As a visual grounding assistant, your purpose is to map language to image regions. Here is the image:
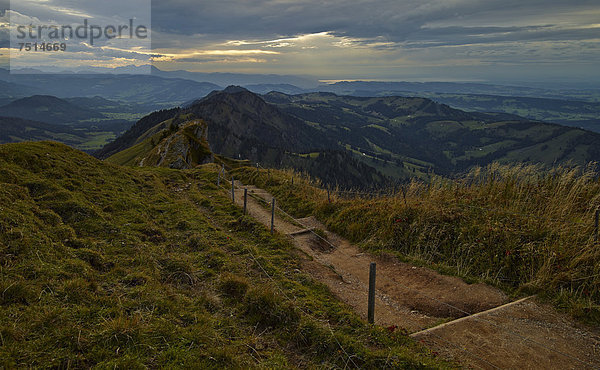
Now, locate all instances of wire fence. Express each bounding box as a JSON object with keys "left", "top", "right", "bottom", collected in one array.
[
  {"left": 258, "top": 191, "right": 597, "bottom": 368},
  {"left": 215, "top": 175, "right": 361, "bottom": 368},
  {"left": 216, "top": 163, "right": 598, "bottom": 369},
  {"left": 248, "top": 162, "right": 600, "bottom": 235}
]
